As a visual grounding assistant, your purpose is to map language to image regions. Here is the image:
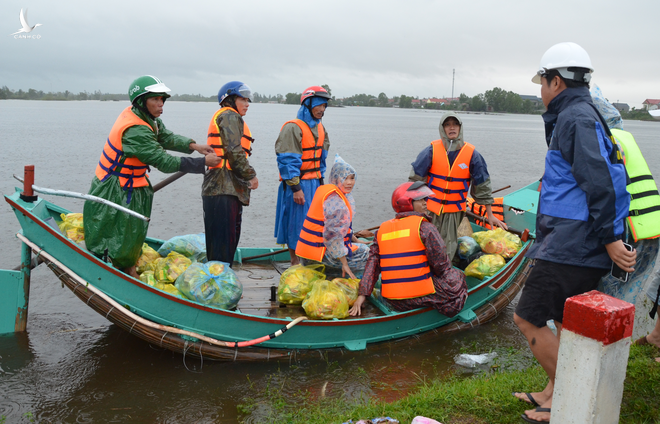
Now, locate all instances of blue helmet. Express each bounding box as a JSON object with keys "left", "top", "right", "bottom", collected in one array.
[{"left": 218, "top": 81, "right": 253, "bottom": 104}]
